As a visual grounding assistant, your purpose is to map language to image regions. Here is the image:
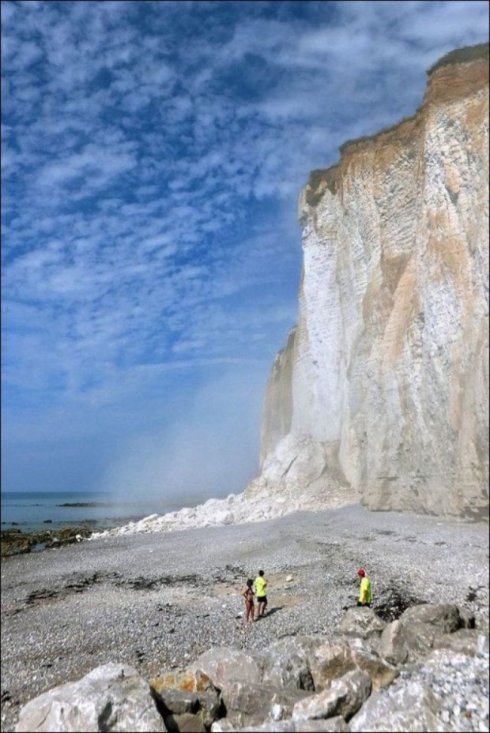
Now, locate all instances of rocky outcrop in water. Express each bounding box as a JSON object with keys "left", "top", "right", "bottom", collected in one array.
[
  {"left": 1, "top": 526, "right": 93, "bottom": 557},
  {"left": 251, "top": 44, "right": 489, "bottom": 518}
]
